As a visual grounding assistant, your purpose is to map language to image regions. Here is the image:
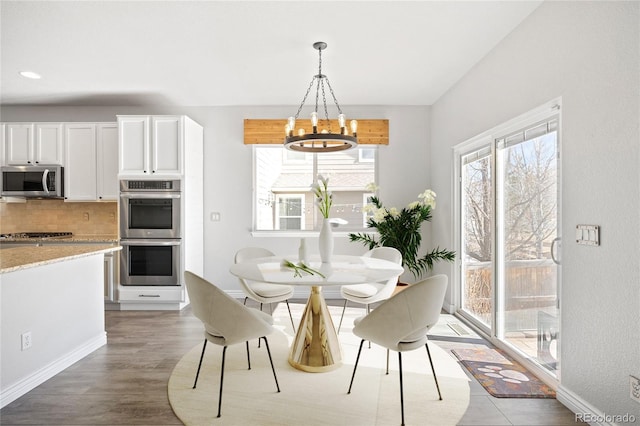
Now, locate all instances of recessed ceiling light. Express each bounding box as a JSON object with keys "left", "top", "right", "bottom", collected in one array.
[{"left": 19, "top": 71, "right": 42, "bottom": 79}]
